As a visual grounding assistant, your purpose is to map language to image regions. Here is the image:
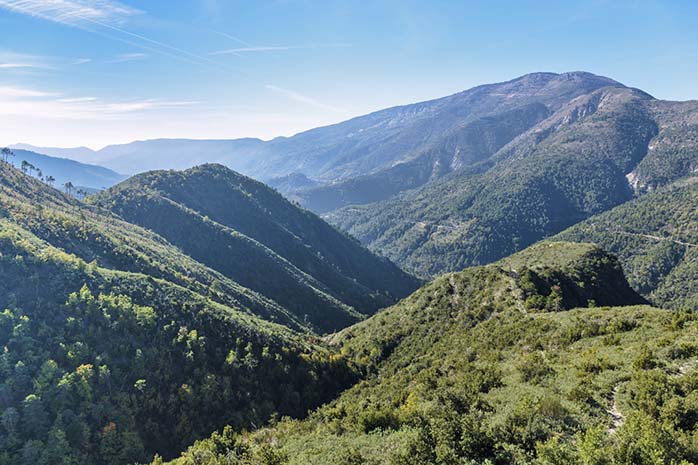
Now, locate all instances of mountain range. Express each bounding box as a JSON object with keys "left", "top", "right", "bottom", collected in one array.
[
  {"left": 17, "top": 74, "right": 698, "bottom": 286},
  {"left": 4, "top": 70, "right": 698, "bottom": 465}
]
